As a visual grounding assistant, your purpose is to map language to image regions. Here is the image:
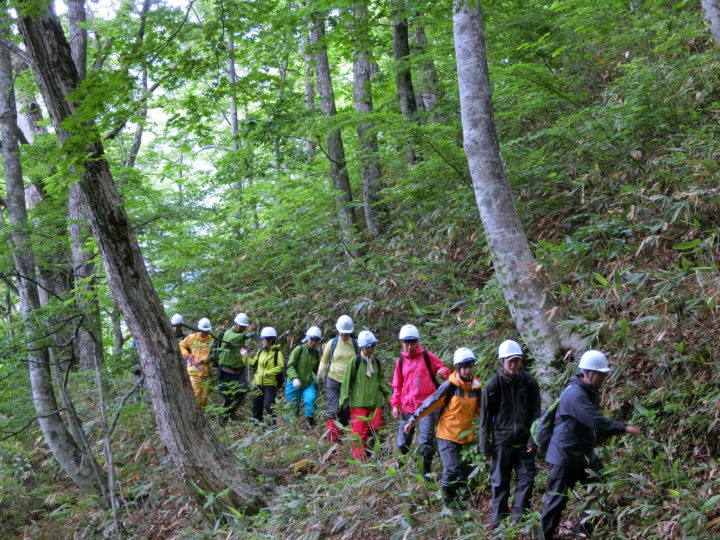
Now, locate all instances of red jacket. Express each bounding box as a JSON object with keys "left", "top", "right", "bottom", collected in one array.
[{"left": 390, "top": 345, "right": 449, "bottom": 413}]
